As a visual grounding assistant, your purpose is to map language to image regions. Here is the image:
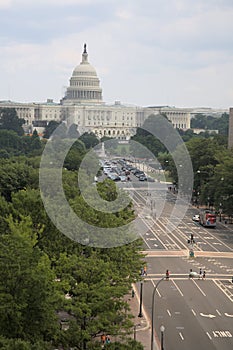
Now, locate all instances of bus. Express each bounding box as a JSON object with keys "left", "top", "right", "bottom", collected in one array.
[{"left": 199, "top": 210, "right": 216, "bottom": 228}]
